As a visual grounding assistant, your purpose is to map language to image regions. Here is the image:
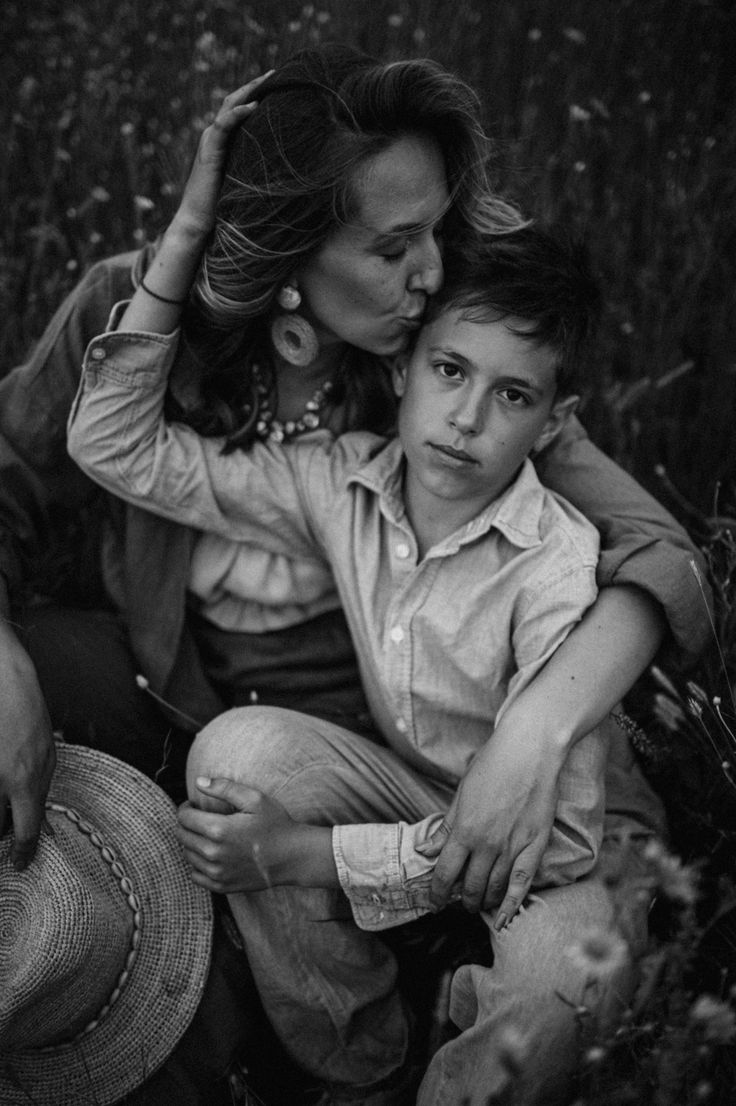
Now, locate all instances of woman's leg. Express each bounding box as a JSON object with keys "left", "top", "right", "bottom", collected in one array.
[
  {"left": 187, "top": 706, "right": 449, "bottom": 1096},
  {"left": 19, "top": 604, "right": 190, "bottom": 797}
]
